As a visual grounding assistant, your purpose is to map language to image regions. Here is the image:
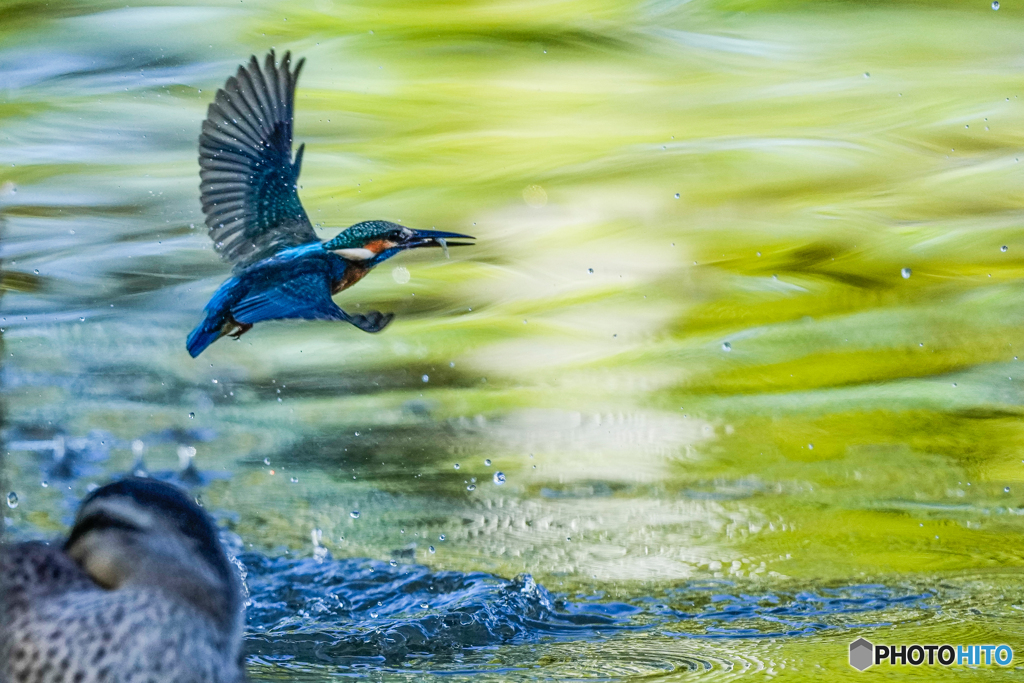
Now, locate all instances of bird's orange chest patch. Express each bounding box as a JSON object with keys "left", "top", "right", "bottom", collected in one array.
[{"left": 333, "top": 265, "right": 369, "bottom": 294}]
